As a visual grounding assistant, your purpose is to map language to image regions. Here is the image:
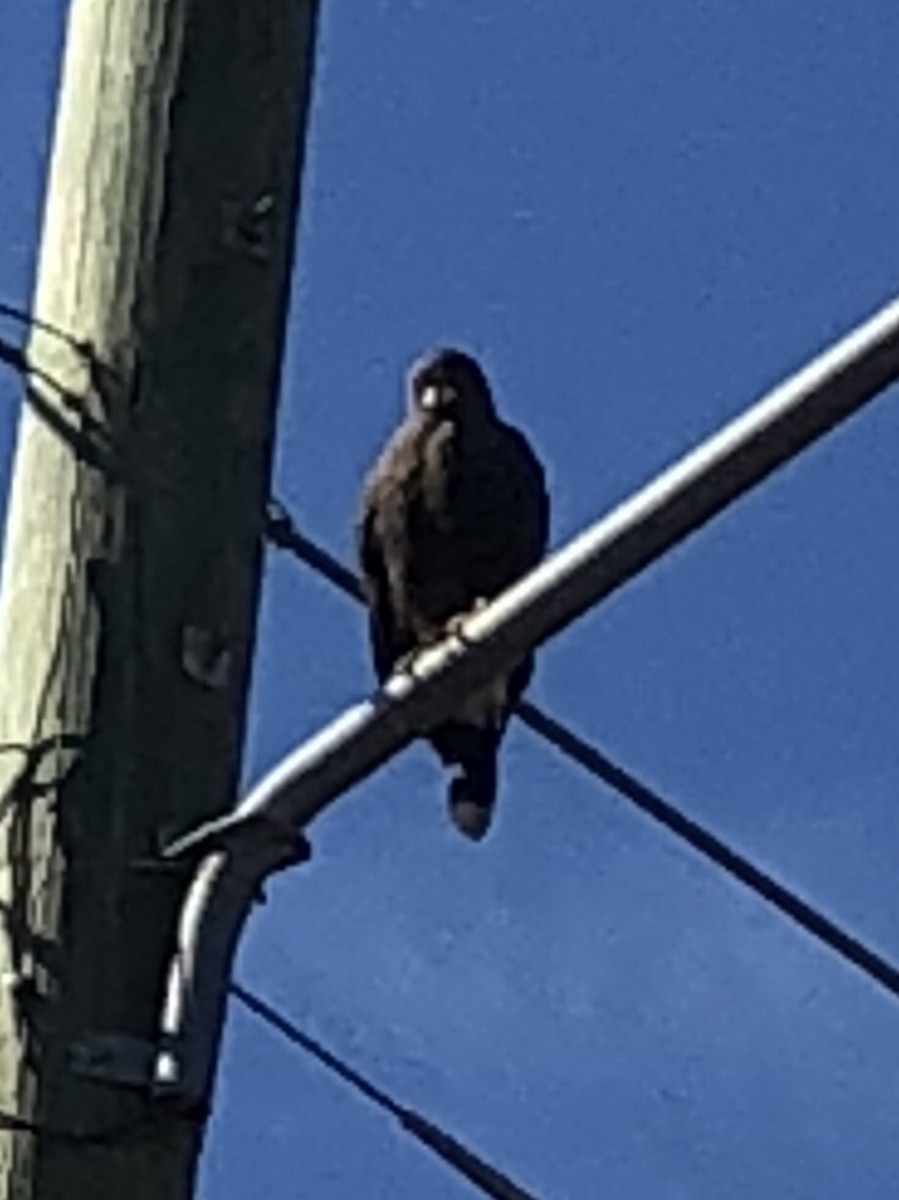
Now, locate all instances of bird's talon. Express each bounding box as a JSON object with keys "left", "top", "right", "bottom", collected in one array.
[
  {"left": 444, "top": 615, "right": 468, "bottom": 640},
  {"left": 444, "top": 598, "right": 489, "bottom": 644},
  {"left": 394, "top": 648, "right": 422, "bottom": 676}
]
